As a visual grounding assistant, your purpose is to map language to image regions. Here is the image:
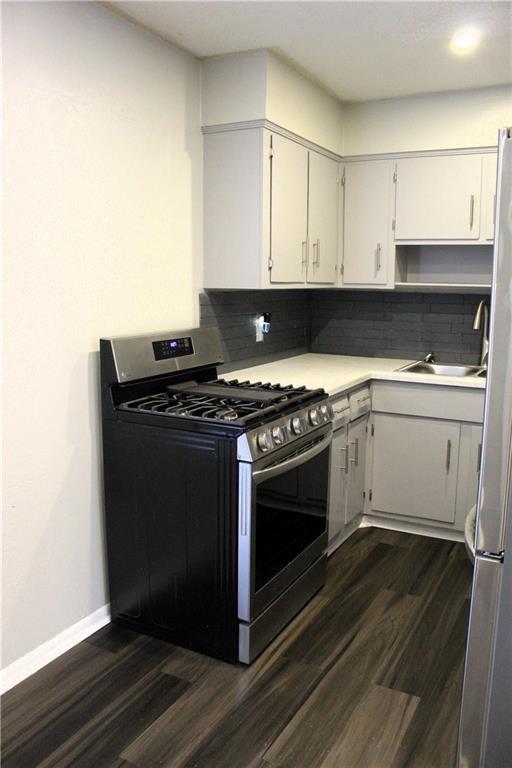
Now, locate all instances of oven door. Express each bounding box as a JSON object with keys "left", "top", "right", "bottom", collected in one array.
[{"left": 238, "top": 424, "right": 331, "bottom": 622}]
